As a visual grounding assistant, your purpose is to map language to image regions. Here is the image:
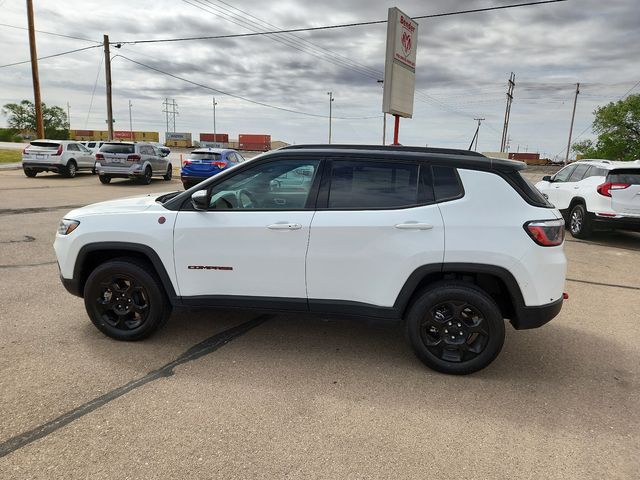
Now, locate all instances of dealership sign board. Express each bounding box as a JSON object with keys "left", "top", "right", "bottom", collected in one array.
[{"left": 382, "top": 7, "right": 418, "bottom": 118}]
